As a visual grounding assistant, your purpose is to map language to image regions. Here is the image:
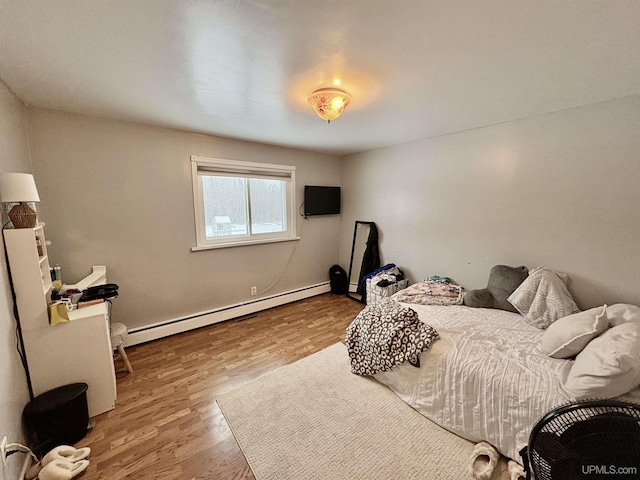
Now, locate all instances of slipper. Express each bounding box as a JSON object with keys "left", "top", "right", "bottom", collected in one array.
[
  {"left": 508, "top": 460, "right": 526, "bottom": 480},
  {"left": 42, "top": 446, "right": 91, "bottom": 466},
  {"left": 38, "top": 459, "right": 89, "bottom": 480},
  {"left": 469, "top": 441, "right": 499, "bottom": 480},
  {"left": 27, "top": 446, "right": 91, "bottom": 480},
  {"left": 25, "top": 462, "right": 43, "bottom": 480}
]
